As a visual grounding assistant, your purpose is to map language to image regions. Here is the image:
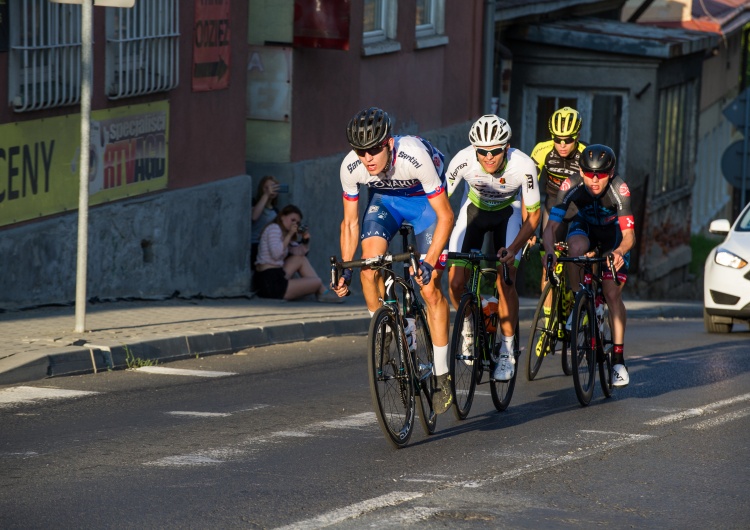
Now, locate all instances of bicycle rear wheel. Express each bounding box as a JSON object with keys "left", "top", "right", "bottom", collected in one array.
[
  {"left": 571, "top": 292, "right": 596, "bottom": 406},
  {"left": 413, "top": 303, "right": 437, "bottom": 434},
  {"left": 450, "top": 294, "right": 479, "bottom": 420},
  {"left": 598, "top": 303, "right": 614, "bottom": 398},
  {"left": 491, "top": 322, "right": 520, "bottom": 411},
  {"left": 526, "top": 281, "right": 559, "bottom": 381},
  {"left": 368, "top": 307, "right": 415, "bottom": 448}
]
